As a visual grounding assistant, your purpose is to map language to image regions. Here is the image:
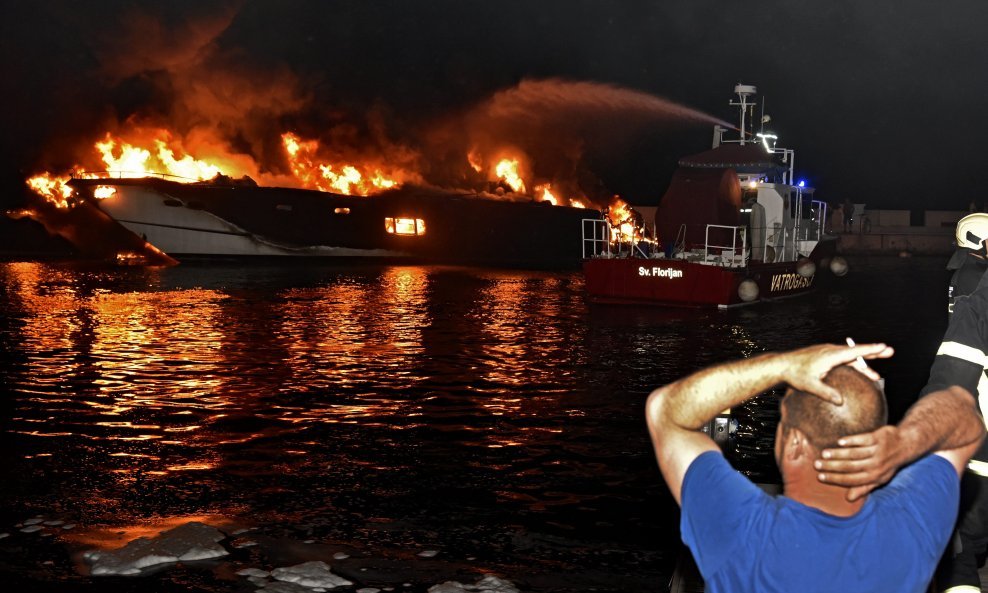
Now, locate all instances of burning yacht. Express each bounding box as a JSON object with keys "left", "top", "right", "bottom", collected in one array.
[
  {"left": 18, "top": 125, "right": 603, "bottom": 268},
  {"left": 58, "top": 174, "right": 596, "bottom": 268}
]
